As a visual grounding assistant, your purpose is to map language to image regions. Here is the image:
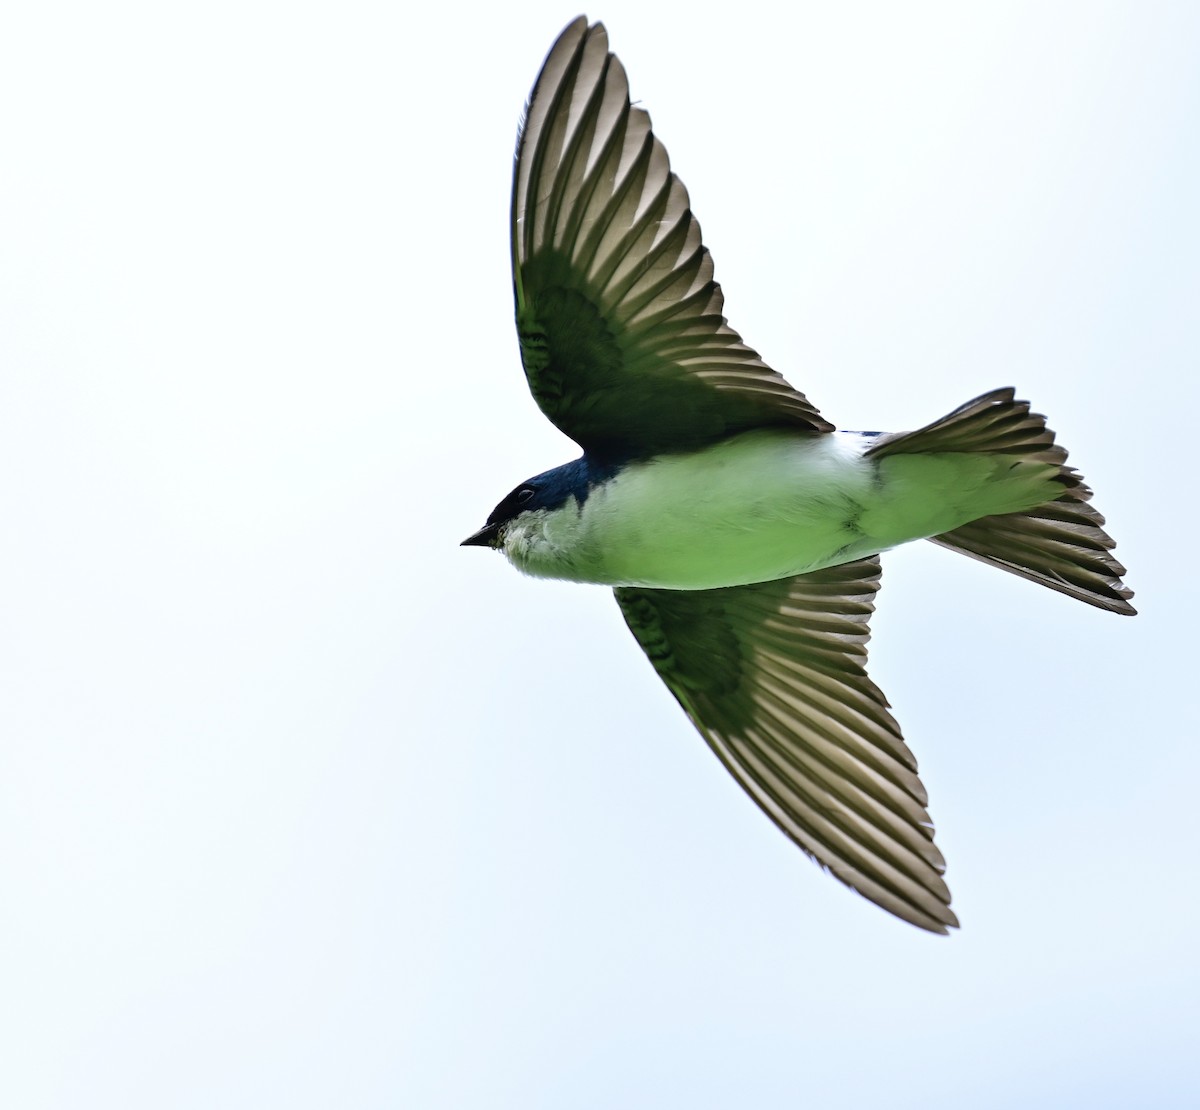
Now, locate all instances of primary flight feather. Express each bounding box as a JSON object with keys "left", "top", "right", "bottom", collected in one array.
[{"left": 463, "top": 16, "right": 1134, "bottom": 933}]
